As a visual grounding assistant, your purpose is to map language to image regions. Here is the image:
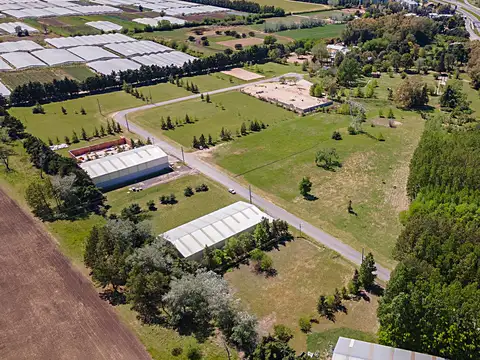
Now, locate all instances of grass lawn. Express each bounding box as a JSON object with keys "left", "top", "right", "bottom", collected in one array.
[
  {"left": 129, "top": 91, "right": 297, "bottom": 148},
  {"left": 0, "top": 65, "right": 95, "bottom": 89},
  {"left": 246, "top": 61, "right": 307, "bottom": 77},
  {"left": 106, "top": 174, "right": 236, "bottom": 234},
  {"left": 251, "top": 0, "right": 331, "bottom": 13},
  {"left": 9, "top": 71, "right": 245, "bottom": 143},
  {"left": 275, "top": 24, "right": 346, "bottom": 40},
  {"left": 307, "top": 328, "right": 377, "bottom": 353},
  {"left": 224, "top": 238, "right": 379, "bottom": 352}
]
